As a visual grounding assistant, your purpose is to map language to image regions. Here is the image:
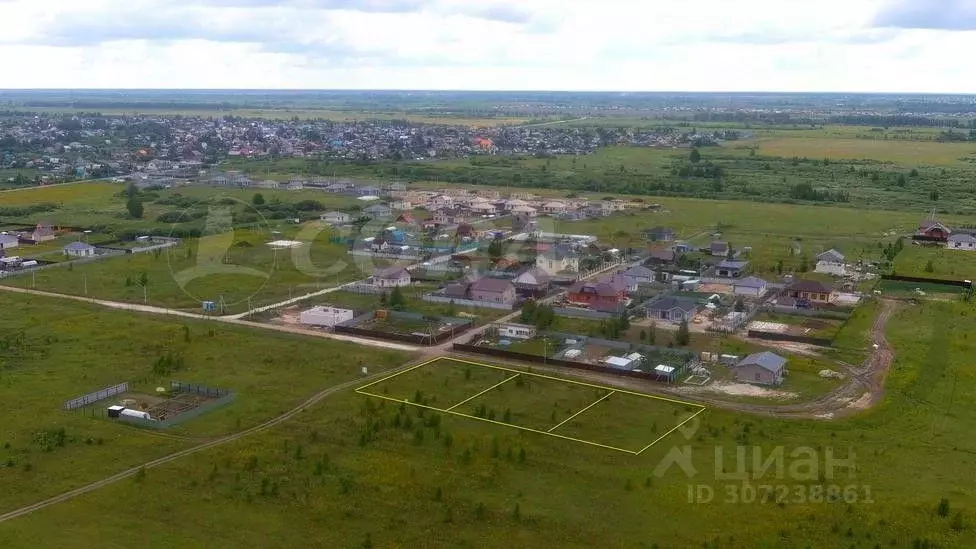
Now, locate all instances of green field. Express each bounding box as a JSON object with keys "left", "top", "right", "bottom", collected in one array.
[
  {"left": 5, "top": 299, "right": 976, "bottom": 546},
  {"left": 755, "top": 137, "right": 976, "bottom": 166},
  {"left": 0, "top": 292, "right": 412, "bottom": 514},
  {"left": 894, "top": 245, "right": 976, "bottom": 279}
]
